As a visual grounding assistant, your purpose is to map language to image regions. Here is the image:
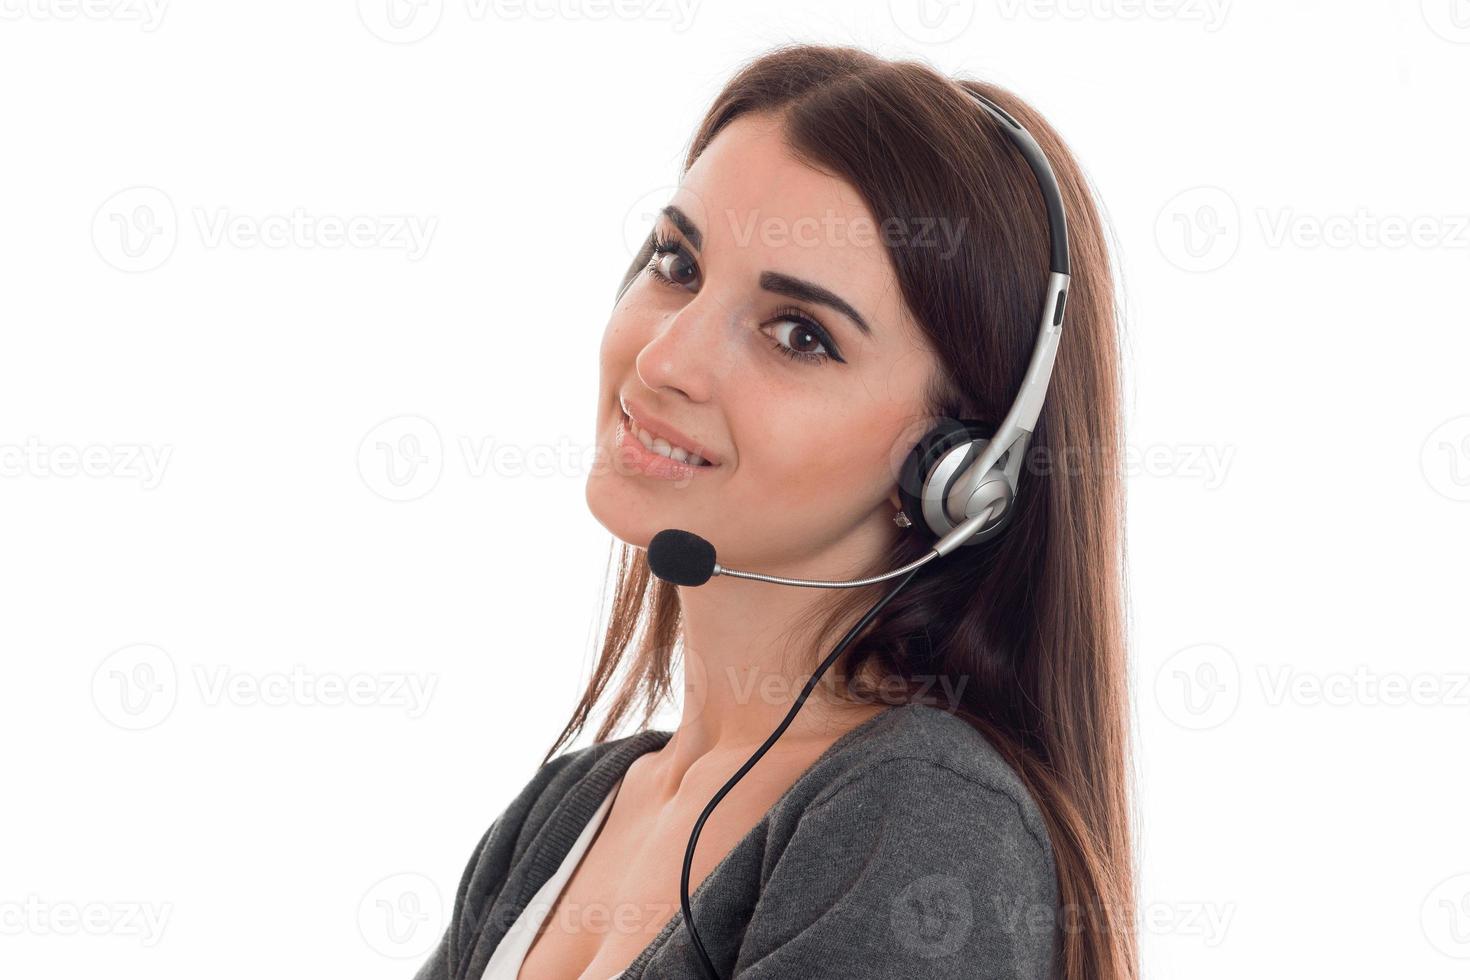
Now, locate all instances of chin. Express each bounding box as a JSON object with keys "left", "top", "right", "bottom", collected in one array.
[
  {"left": 585, "top": 470, "right": 662, "bottom": 550},
  {"left": 586, "top": 417, "right": 706, "bottom": 528}
]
